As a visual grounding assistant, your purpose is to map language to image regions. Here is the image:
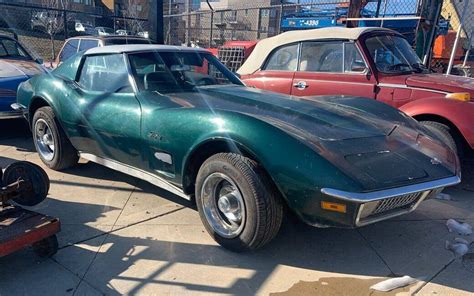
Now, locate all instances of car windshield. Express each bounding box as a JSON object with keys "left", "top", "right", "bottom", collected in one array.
[
  {"left": 128, "top": 51, "right": 243, "bottom": 93},
  {"left": 365, "top": 35, "right": 427, "bottom": 74},
  {"left": 0, "top": 37, "right": 30, "bottom": 59}
]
